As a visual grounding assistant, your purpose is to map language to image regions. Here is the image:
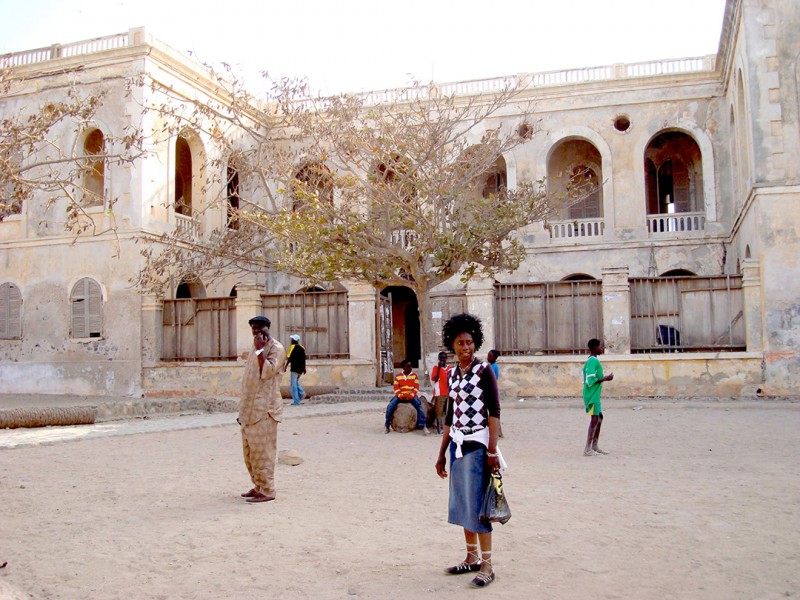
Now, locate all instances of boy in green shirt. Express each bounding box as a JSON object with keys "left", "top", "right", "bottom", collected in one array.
[{"left": 583, "top": 338, "right": 614, "bottom": 456}]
